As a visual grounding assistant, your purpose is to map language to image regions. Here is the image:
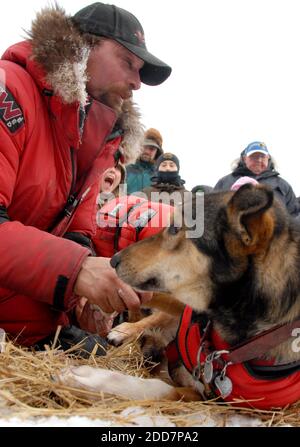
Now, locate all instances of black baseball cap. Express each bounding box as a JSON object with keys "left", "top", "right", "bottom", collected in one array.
[{"left": 72, "top": 2, "right": 172, "bottom": 86}]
